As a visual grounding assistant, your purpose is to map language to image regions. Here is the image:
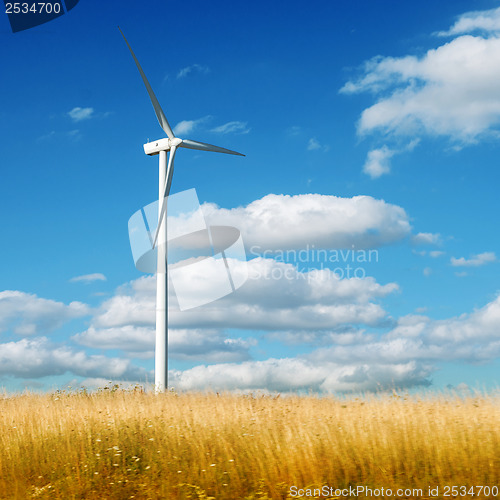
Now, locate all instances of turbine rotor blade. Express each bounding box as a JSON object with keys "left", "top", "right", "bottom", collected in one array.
[
  {"left": 118, "top": 27, "right": 175, "bottom": 139},
  {"left": 181, "top": 139, "right": 245, "bottom": 156},
  {"left": 153, "top": 146, "right": 177, "bottom": 249}
]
